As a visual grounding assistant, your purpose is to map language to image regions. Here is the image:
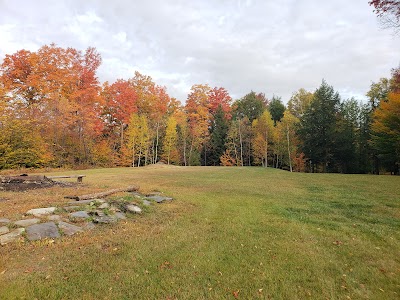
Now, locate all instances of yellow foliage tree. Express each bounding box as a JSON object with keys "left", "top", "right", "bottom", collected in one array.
[{"left": 252, "top": 110, "right": 275, "bottom": 167}]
